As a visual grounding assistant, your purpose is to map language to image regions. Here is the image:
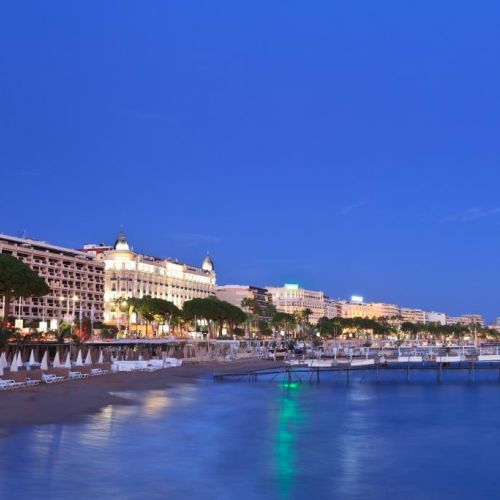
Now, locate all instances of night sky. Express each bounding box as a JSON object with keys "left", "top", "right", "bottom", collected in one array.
[{"left": 1, "top": 1, "right": 500, "bottom": 320}]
